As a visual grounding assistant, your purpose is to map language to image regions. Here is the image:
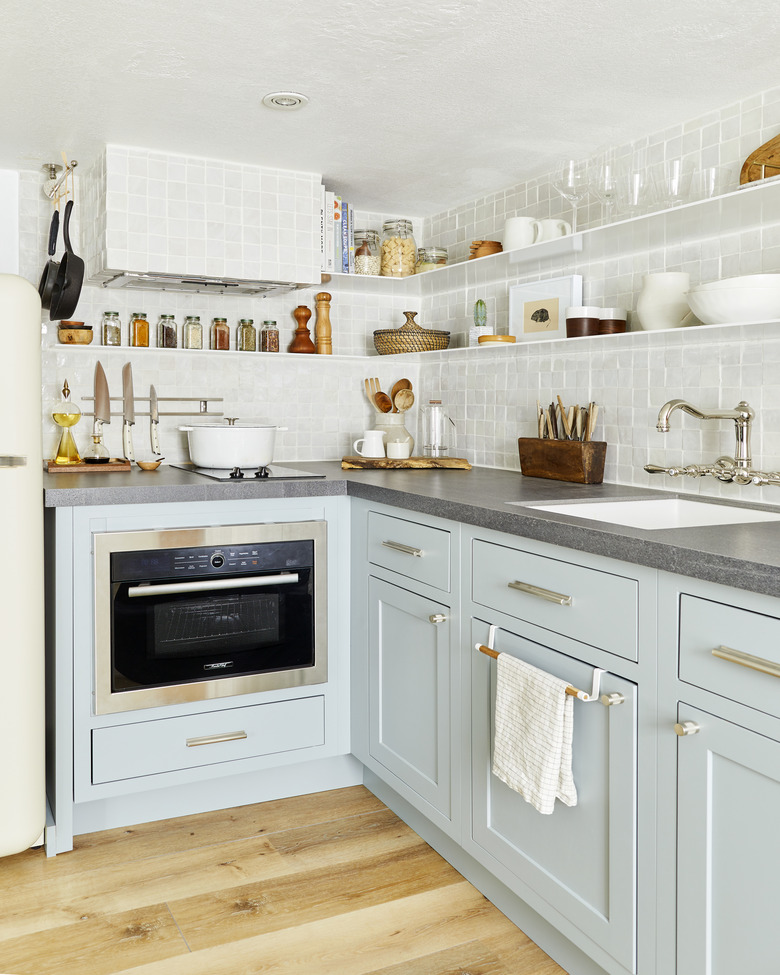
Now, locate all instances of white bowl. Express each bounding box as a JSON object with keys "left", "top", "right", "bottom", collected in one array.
[
  {"left": 693, "top": 273, "right": 780, "bottom": 292},
  {"left": 687, "top": 286, "right": 780, "bottom": 325}
]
